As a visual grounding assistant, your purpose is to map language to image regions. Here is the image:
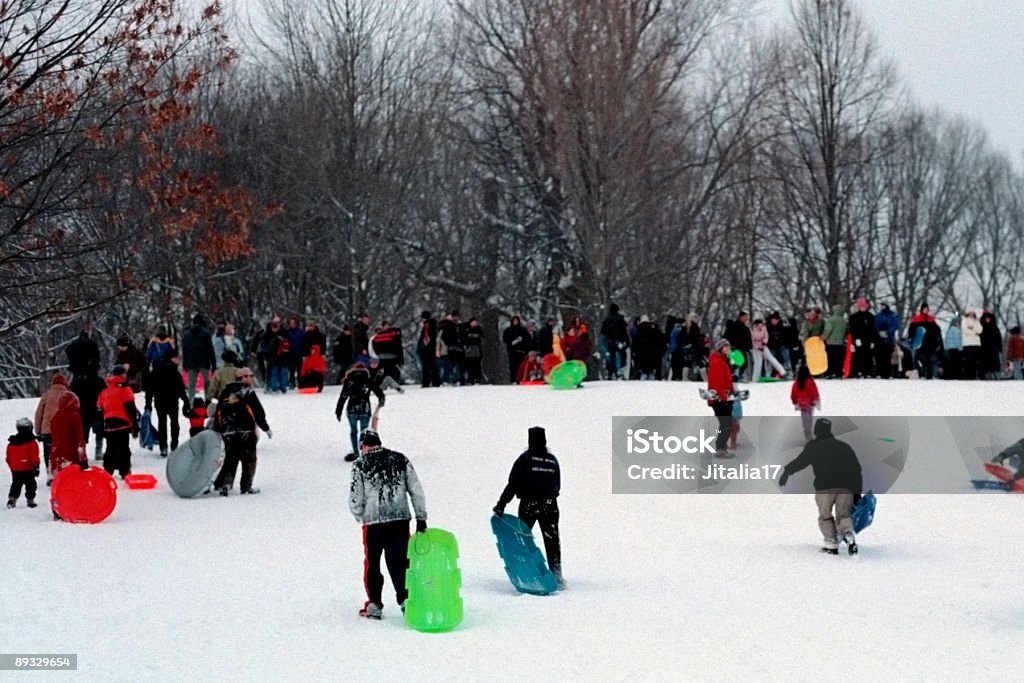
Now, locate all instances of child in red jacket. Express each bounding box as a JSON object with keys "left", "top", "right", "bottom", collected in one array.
[
  {"left": 189, "top": 397, "right": 208, "bottom": 438},
  {"left": 791, "top": 364, "right": 821, "bottom": 441},
  {"left": 7, "top": 418, "right": 40, "bottom": 508}
]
